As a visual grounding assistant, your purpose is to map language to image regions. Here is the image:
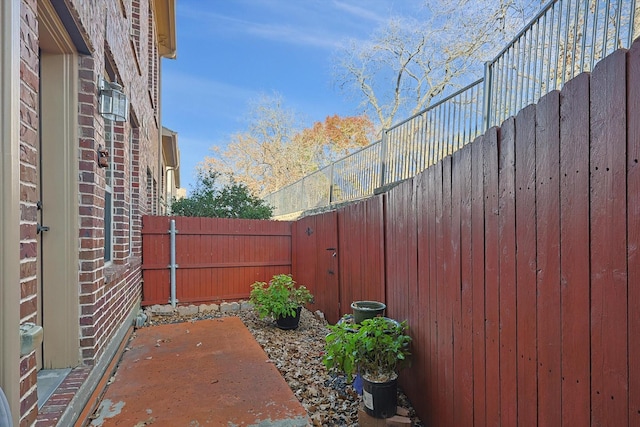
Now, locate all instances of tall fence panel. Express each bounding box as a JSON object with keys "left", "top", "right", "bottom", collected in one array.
[
  {"left": 293, "top": 43, "right": 640, "bottom": 426},
  {"left": 627, "top": 39, "right": 640, "bottom": 427},
  {"left": 141, "top": 216, "right": 292, "bottom": 306}
]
